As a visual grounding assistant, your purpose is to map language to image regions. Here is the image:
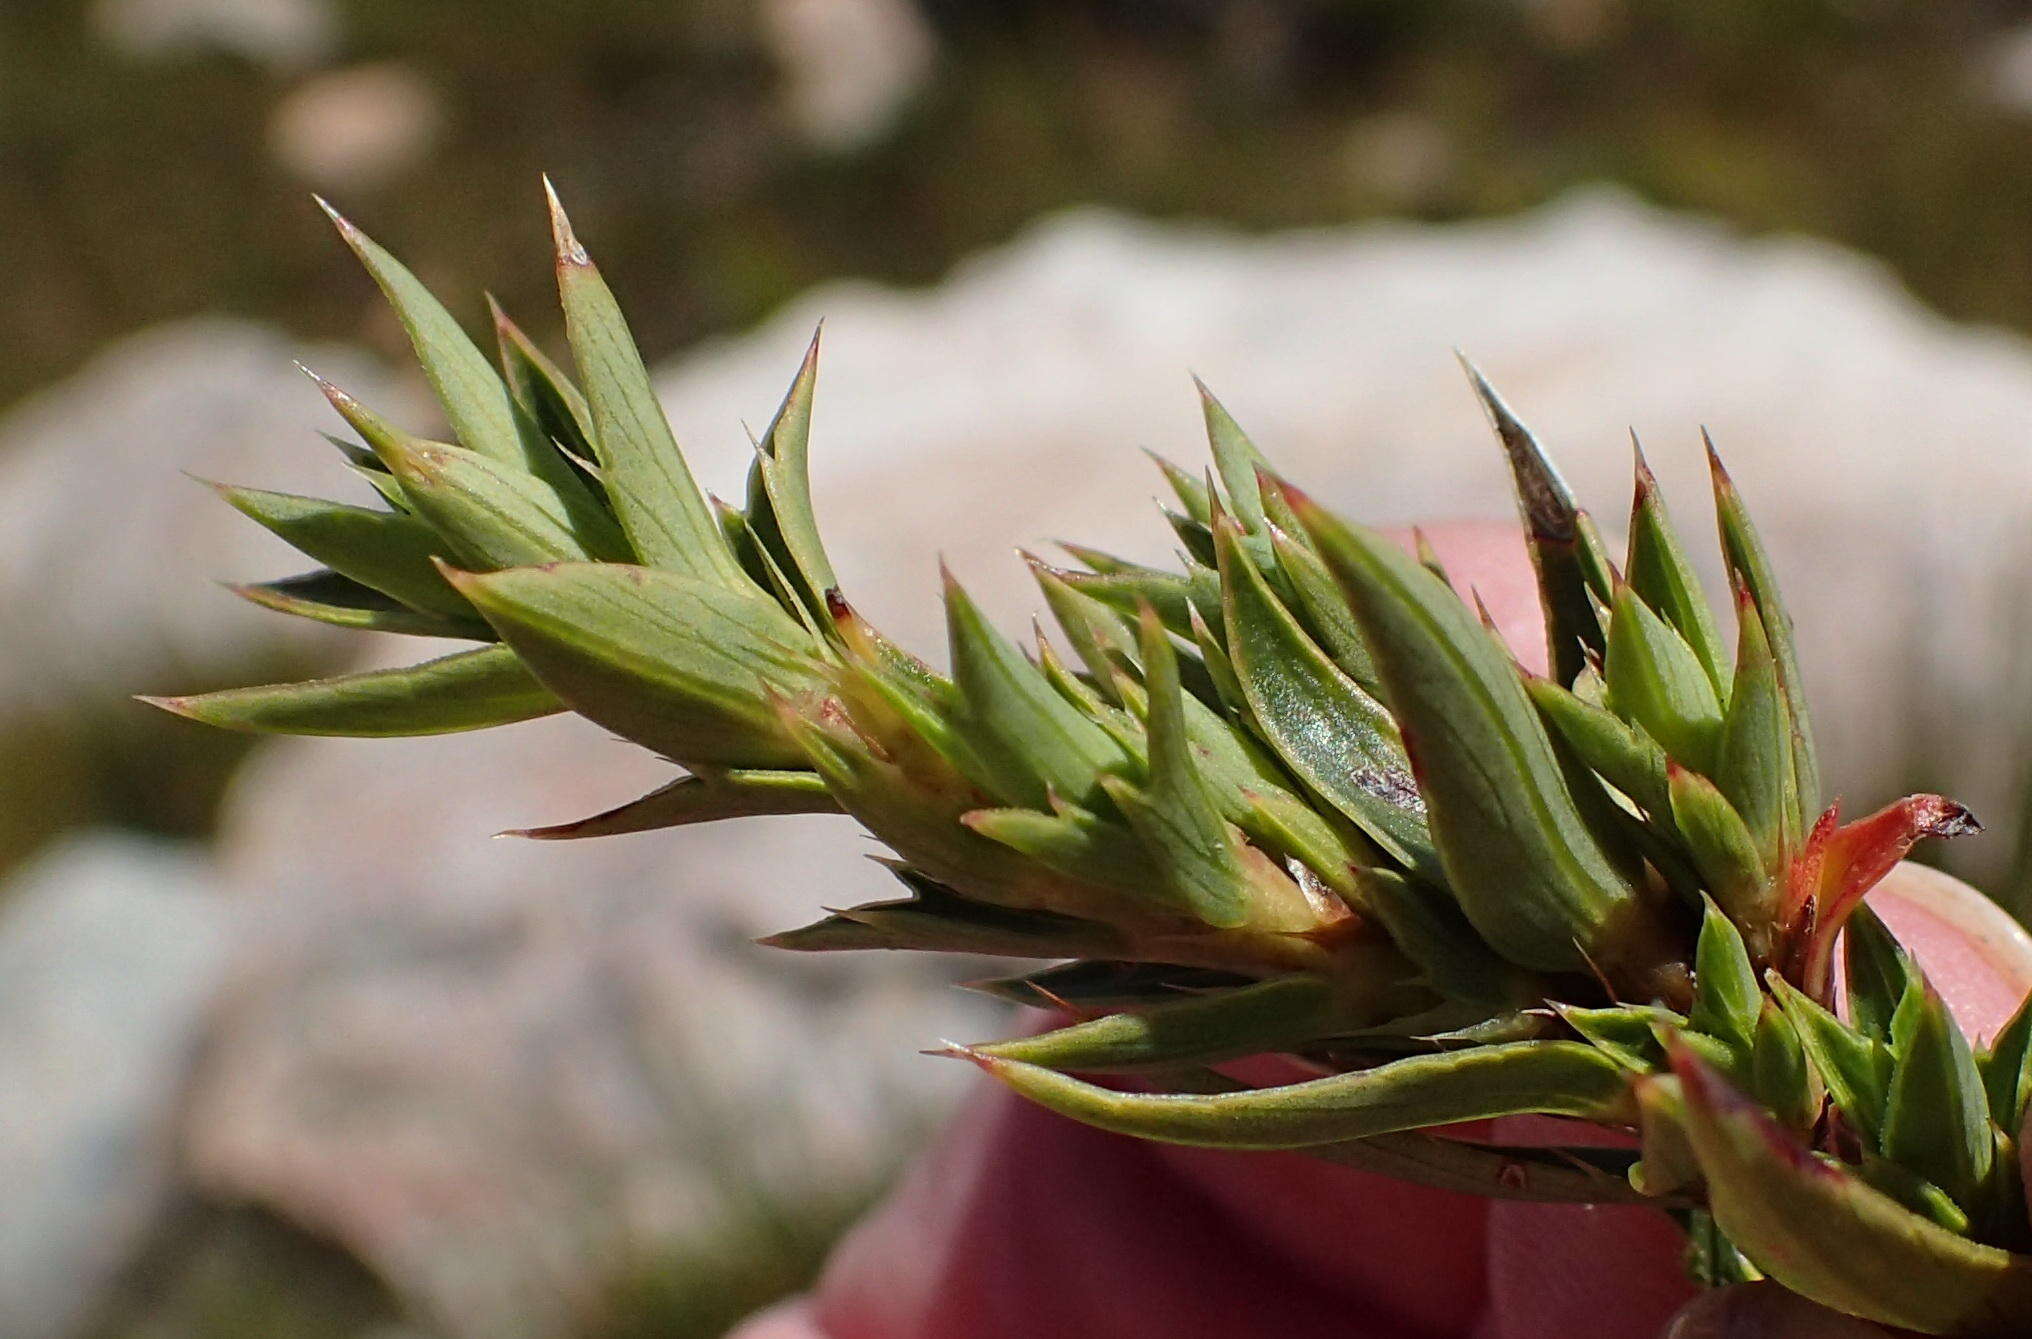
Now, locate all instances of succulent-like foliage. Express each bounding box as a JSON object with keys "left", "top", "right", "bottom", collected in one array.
[{"left": 150, "top": 188, "right": 2032, "bottom": 1333}]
